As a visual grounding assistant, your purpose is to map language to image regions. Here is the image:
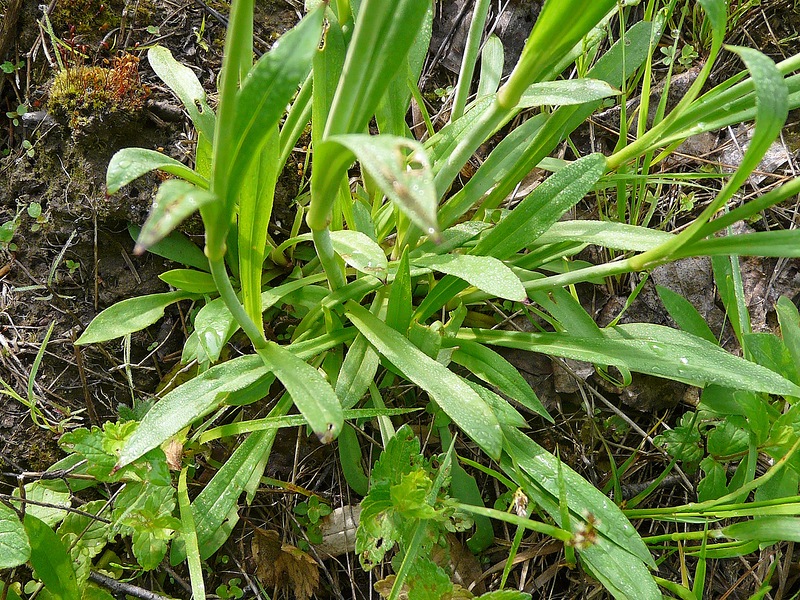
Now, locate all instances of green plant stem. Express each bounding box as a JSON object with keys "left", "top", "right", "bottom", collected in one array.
[
  {"left": 312, "top": 228, "right": 346, "bottom": 290},
  {"left": 454, "top": 502, "right": 573, "bottom": 541},
  {"left": 209, "top": 257, "right": 267, "bottom": 350},
  {"left": 389, "top": 521, "right": 429, "bottom": 600},
  {"left": 450, "top": 0, "right": 491, "bottom": 122}
]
